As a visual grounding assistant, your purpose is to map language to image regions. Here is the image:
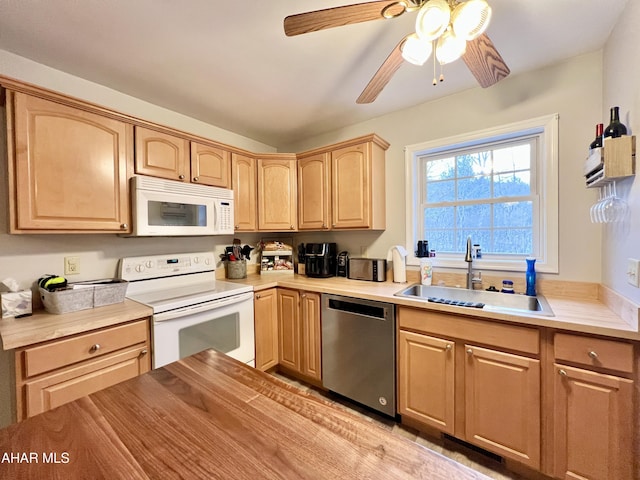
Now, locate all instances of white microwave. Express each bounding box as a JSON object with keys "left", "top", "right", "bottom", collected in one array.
[{"left": 129, "top": 176, "right": 234, "bottom": 236}]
